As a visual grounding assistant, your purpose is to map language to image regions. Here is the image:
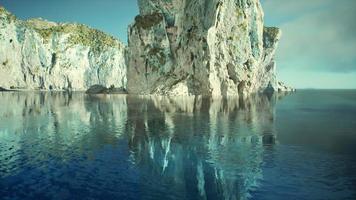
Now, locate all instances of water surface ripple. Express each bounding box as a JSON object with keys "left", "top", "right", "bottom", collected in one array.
[{"left": 0, "top": 90, "right": 355, "bottom": 200}]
